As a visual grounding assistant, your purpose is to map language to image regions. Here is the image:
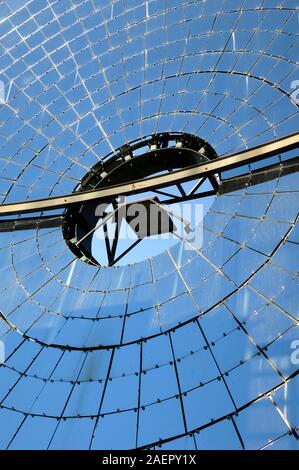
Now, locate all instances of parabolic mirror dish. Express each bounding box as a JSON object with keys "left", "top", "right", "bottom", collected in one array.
[{"left": 0, "top": 0, "right": 298, "bottom": 450}]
